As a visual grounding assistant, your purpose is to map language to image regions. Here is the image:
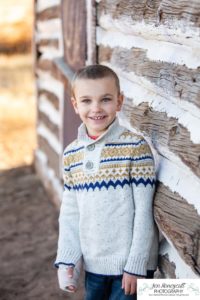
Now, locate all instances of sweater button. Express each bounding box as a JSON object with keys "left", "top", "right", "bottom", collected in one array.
[
  {"left": 87, "top": 144, "right": 95, "bottom": 151},
  {"left": 85, "top": 161, "right": 94, "bottom": 170}
]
